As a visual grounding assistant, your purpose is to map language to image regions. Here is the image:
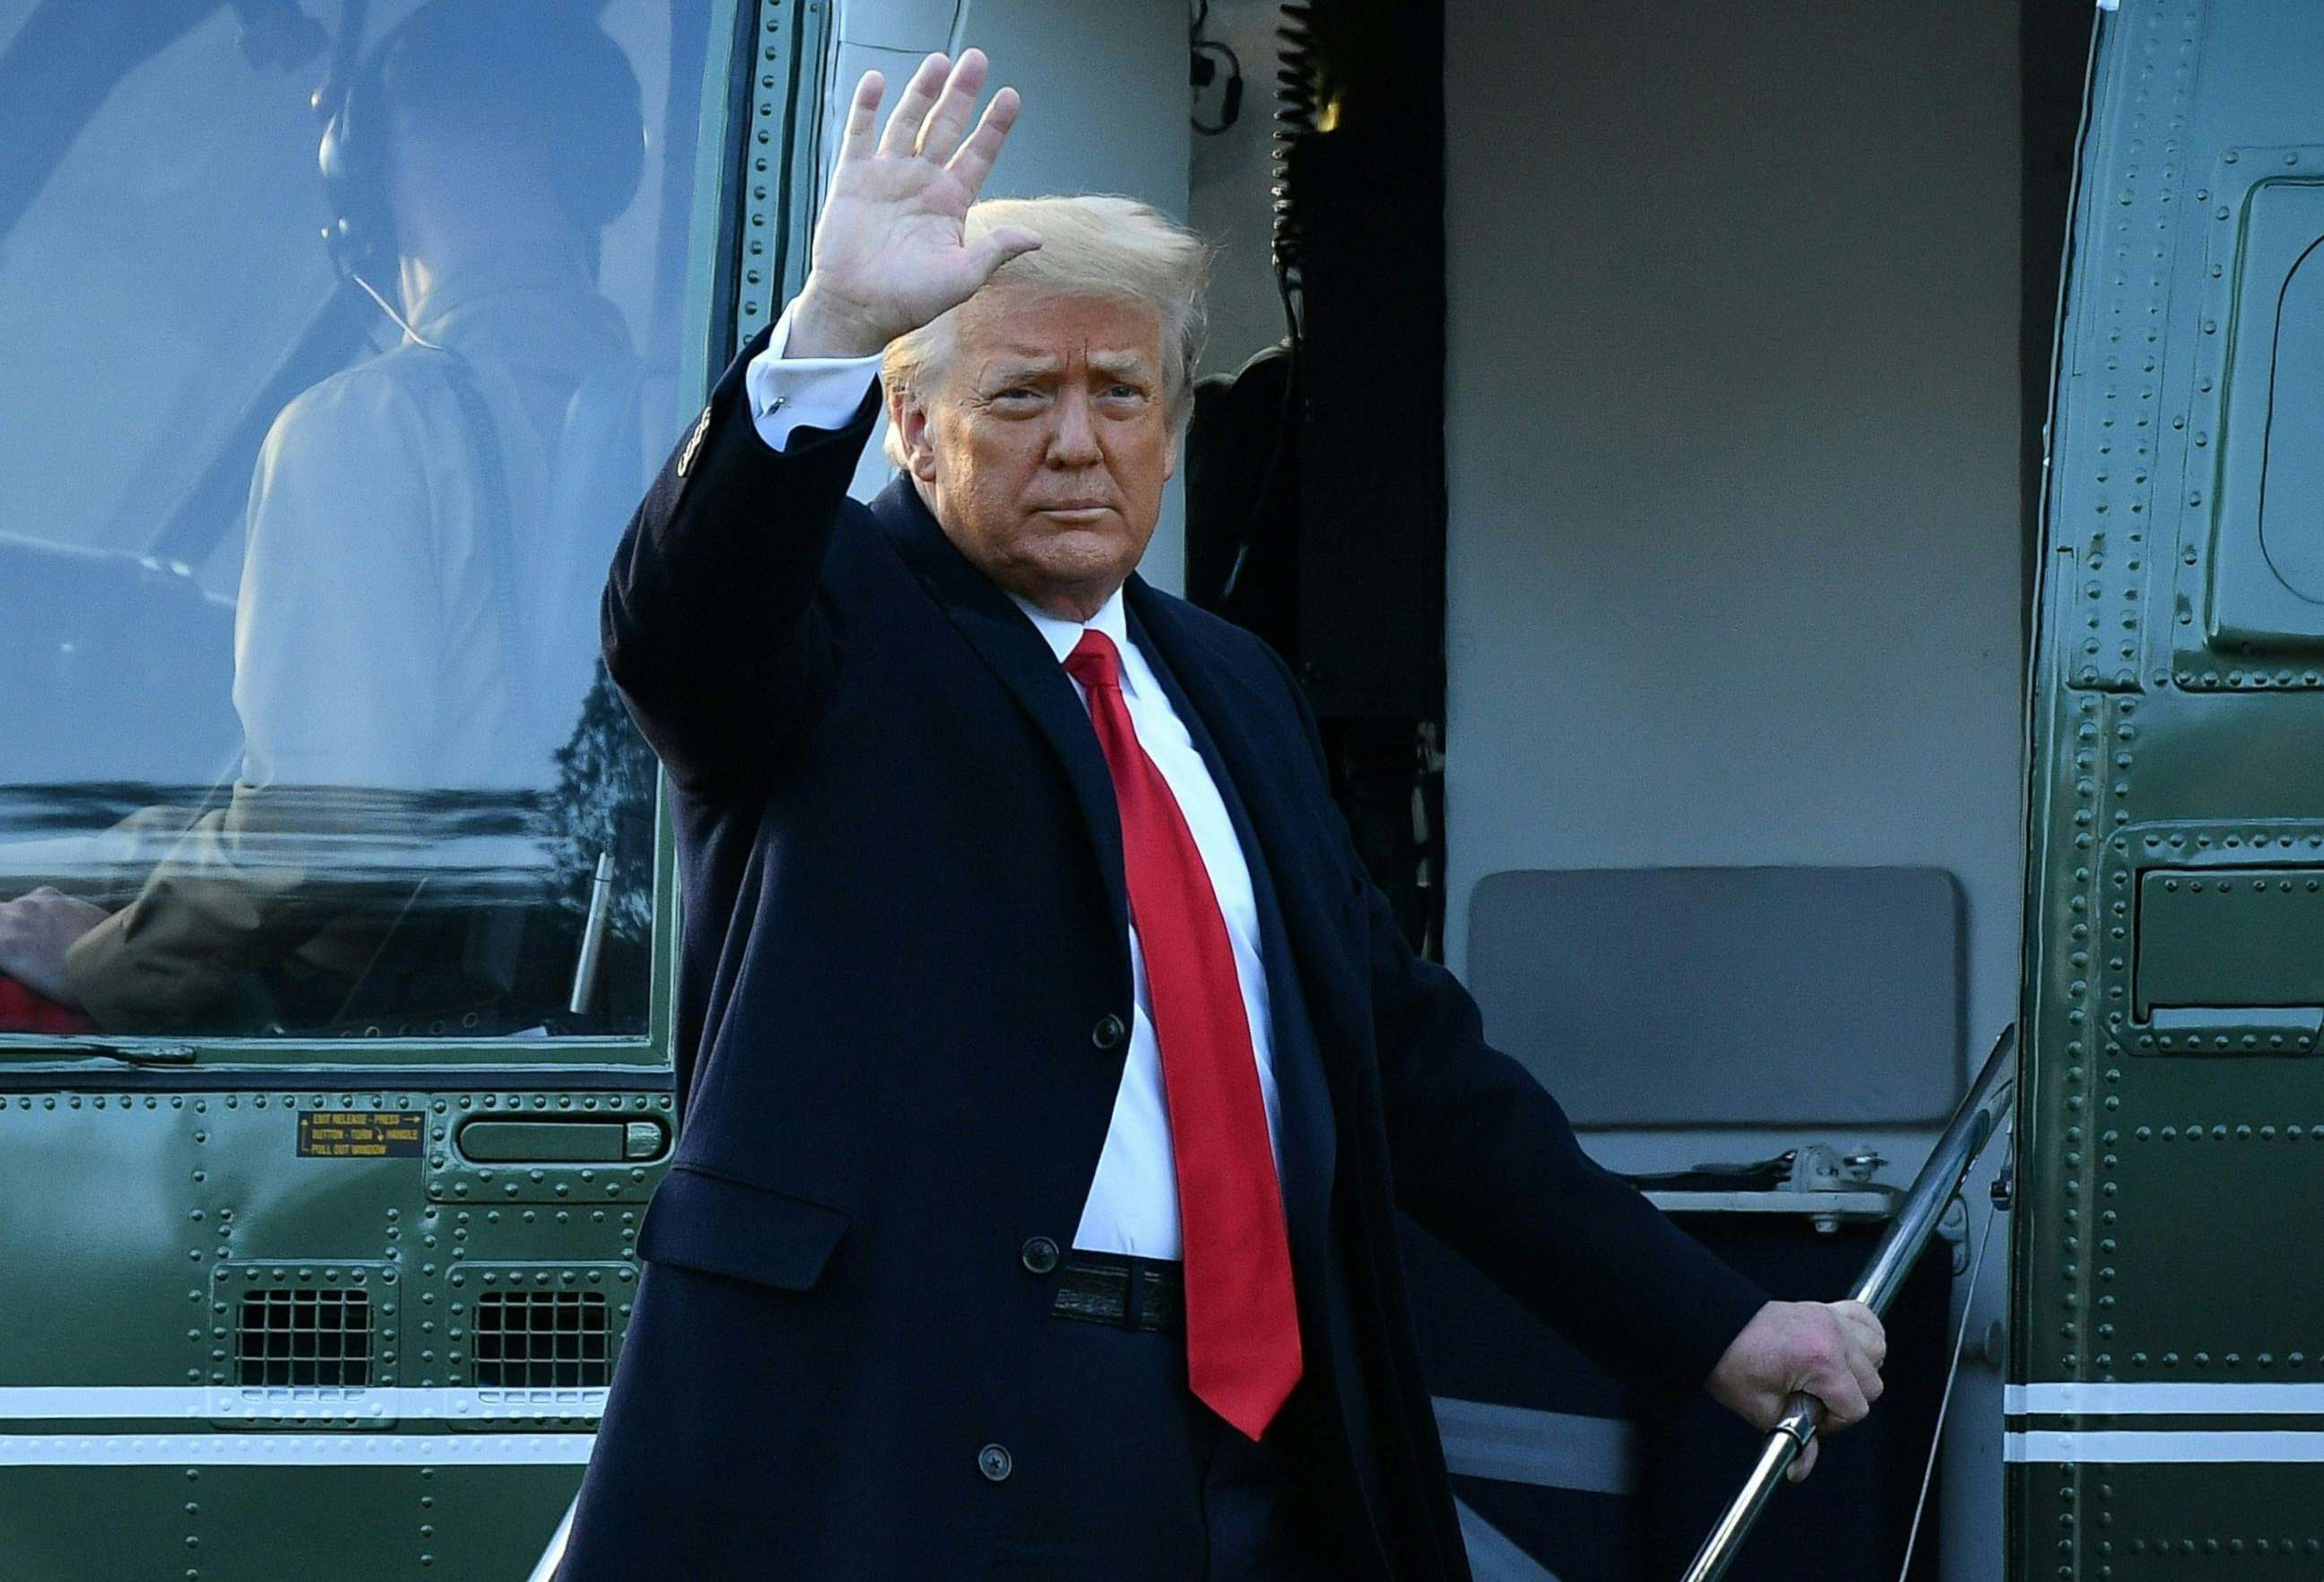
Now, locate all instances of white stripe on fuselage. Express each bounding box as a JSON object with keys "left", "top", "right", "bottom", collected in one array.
[
  {"left": 2008, "top": 1430, "right": 2324, "bottom": 1463},
  {"left": 0, "top": 1433, "right": 594, "bottom": 1466},
  {"left": 0, "top": 1386, "right": 603, "bottom": 1421},
  {"left": 2007, "top": 1383, "right": 2324, "bottom": 1416}
]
